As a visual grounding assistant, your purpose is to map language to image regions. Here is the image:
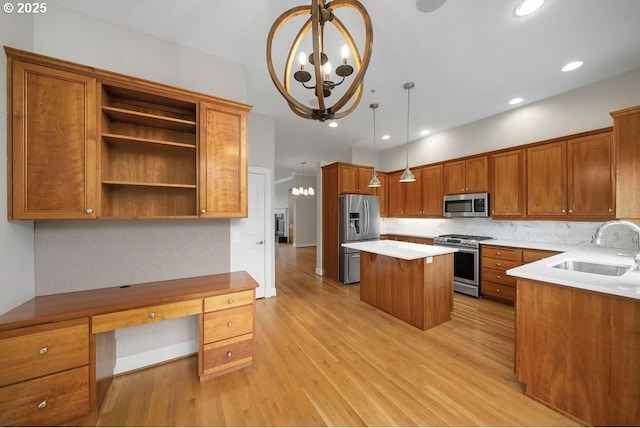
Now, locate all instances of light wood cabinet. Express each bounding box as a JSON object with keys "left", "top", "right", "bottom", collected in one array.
[
  {"left": 421, "top": 164, "right": 444, "bottom": 216},
  {"left": 527, "top": 141, "right": 567, "bottom": 216},
  {"left": 527, "top": 133, "right": 614, "bottom": 219},
  {"left": 373, "top": 171, "right": 388, "bottom": 217},
  {"left": 199, "top": 101, "right": 249, "bottom": 217},
  {"left": 481, "top": 245, "right": 521, "bottom": 304},
  {"left": 516, "top": 279, "right": 640, "bottom": 426},
  {"left": 0, "top": 319, "right": 90, "bottom": 426},
  {"left": 0, "top": 272, "right": 257, "bottom": 426},
  {"left": 99, "top": 84, "right": 198, "bottom": 218},
  {"left": 387, "top": 168, "right": 425, "bottom": 216},
  {"left": 490, "top": 149, "right": 526, "bottom": 217},
  {"left": 8, "top": 59, "right": 97, "bottom": 220},
  {"left": 6, "top": 47, "right": 250, "bottom": 221},
  {"left": 201, "top": 289, "right": 255, "bottom": 379},
  {"left": 338, "top": 164, "right": 375, "bottom": 195},
  {"left": 611, "top": 105, "right": 640, "bottom": 220},
  {"left": 443, "top": 156, "right": 488, "bottom": 195}
]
